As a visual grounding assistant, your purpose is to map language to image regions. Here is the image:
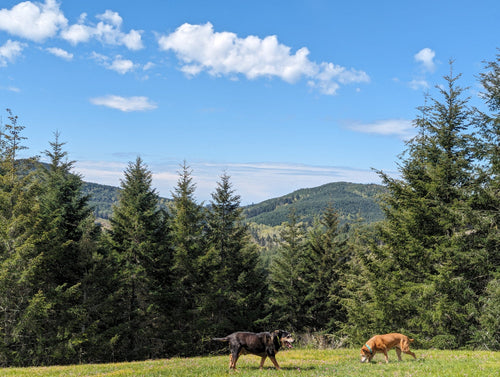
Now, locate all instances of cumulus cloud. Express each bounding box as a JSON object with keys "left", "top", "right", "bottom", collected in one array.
[
  {"left": 414, "top": 47, "right": 436, "bottom": 72},
  {"left": 0, "top": 39, "right": 25, "bottom": 66},
  {"left": 46, "top": 46, "right": 72, "bottom": 60},
  {"left": 61, "top": 9, "right": 143, "bottom": 50},
  {"left": 90, "top": 52, "right": 137, "bottom": 74},
  {"left": 345, "top": 119, "right": 416, "bottom": 140},
  {"left": 158, "top": 22, "right": 369, "bottom": 95},
  {"left": 108, "top": 56, "right": 135, "bottom": 74},
  {"left": 90, "top": 95, "right": 157, "bottom": 112},
  {"left": 0, "top": 0, "right": 67, "bottom": 42}
]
